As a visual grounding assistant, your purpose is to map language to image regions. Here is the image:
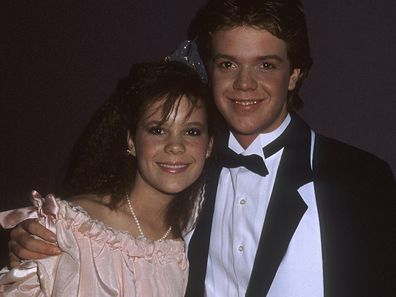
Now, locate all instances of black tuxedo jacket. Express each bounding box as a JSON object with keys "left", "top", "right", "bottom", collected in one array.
[{"left": 186, "top": 115, "right": 396, "bottom": 297}]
